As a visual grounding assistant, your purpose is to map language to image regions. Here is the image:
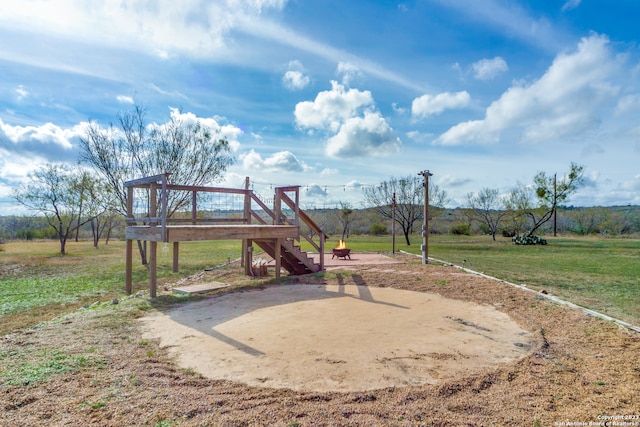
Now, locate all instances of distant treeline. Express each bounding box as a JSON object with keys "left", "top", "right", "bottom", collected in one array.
[{"left": 1, "top": 205, "right": 639, "bottom": 243}]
